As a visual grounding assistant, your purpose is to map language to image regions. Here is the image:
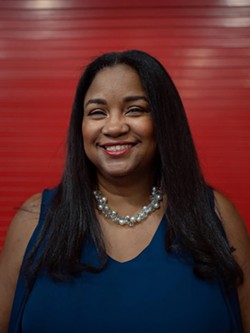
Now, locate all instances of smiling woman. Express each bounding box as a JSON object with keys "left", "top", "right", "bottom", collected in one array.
[
  {"left": 82, "top": 64, "right": 156, "bottom": 182},
  {"left": 0, "top": 50, "right": 249, "bottom": 333}
]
